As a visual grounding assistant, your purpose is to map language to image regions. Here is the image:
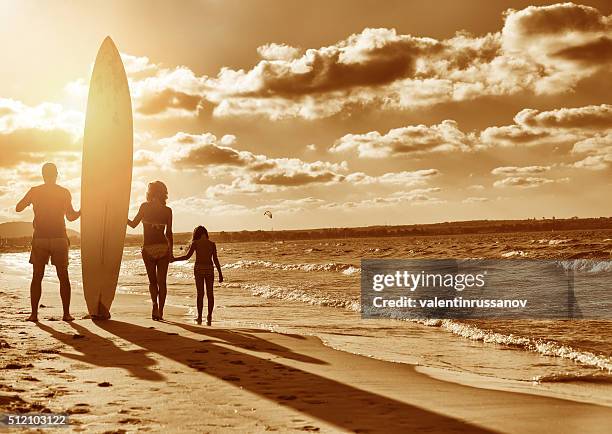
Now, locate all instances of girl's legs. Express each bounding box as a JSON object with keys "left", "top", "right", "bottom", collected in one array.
[
  {"left": 194, "top": 273, "right": 205, "bottom": 324},
  {"left": 156, "top": 258, "right": 169, "bottom": 320},
  {"left": 143, "top": 255, "right": 159, "bottom": 319},
  {"left": 204, "top": 273, "right": 215, "bottom": 325}
]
